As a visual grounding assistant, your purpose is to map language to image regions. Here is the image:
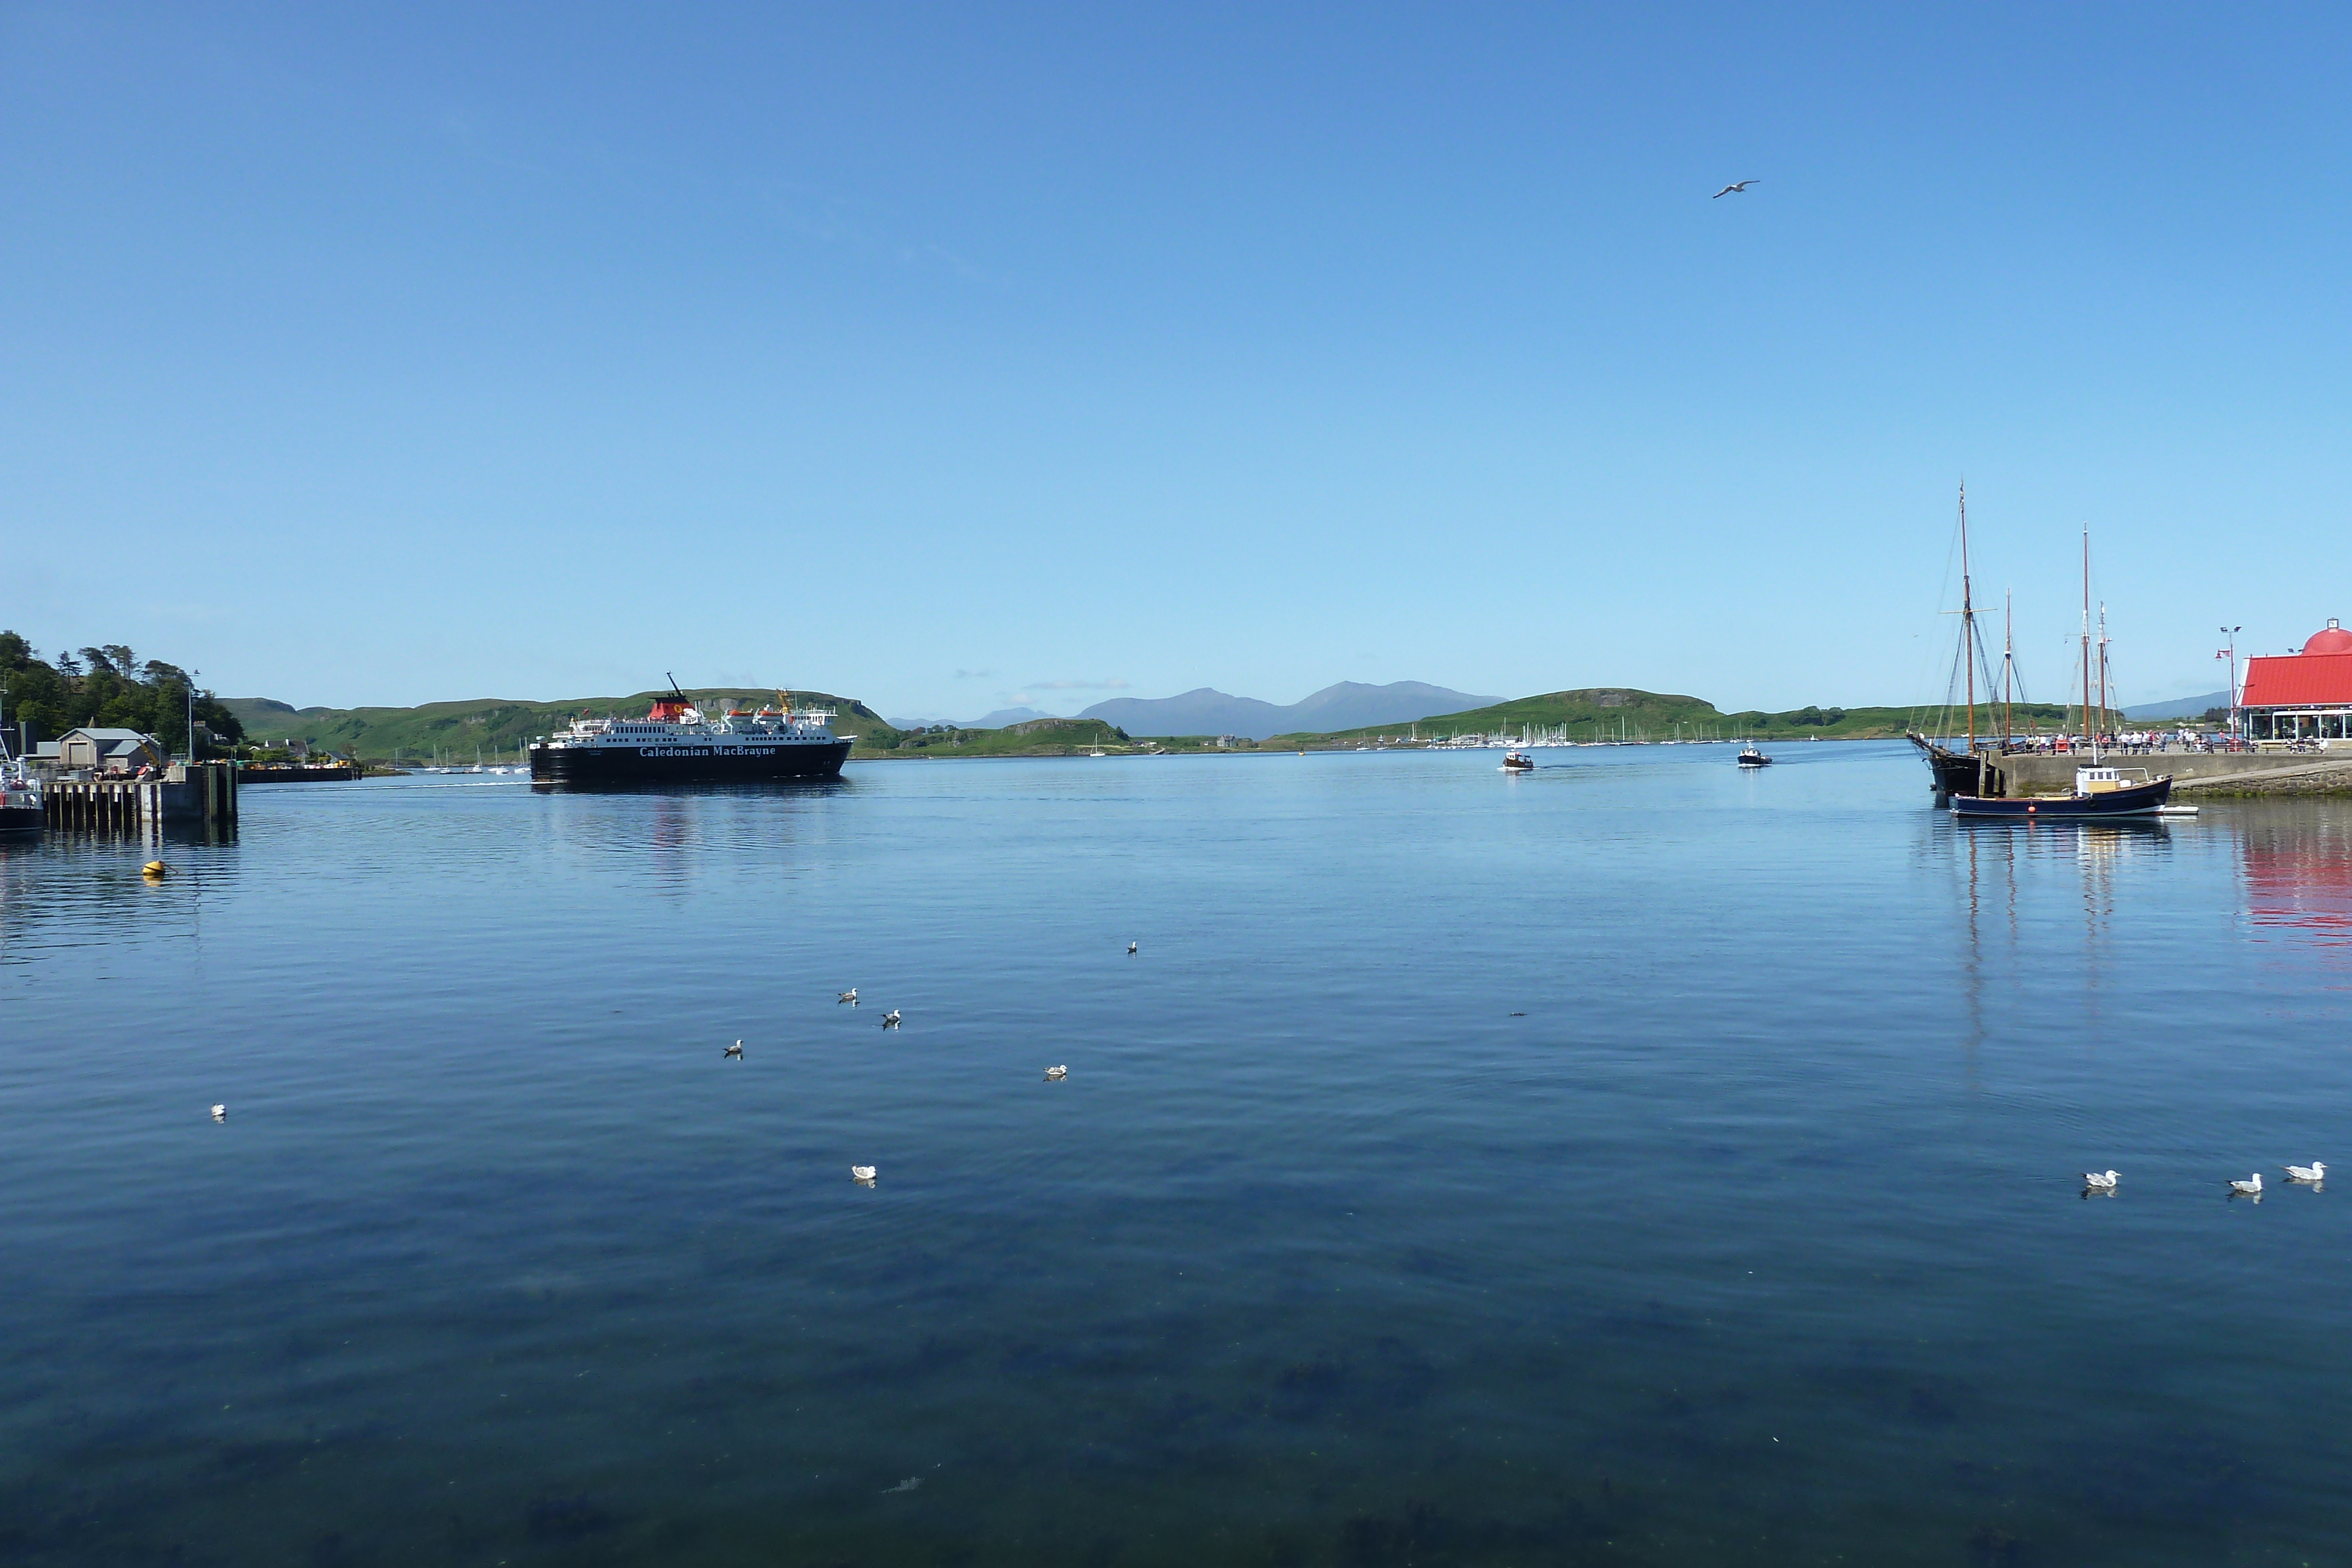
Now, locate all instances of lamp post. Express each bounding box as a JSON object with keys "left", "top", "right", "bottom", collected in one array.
[
  {"left": 2217, "top": 628, "right": 2240, "bottom": 747},
  {"left": 186, "top": 670, "right": 201, "bottom": 764}
]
